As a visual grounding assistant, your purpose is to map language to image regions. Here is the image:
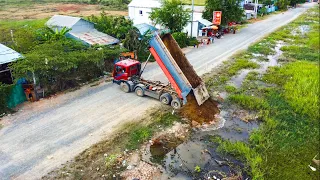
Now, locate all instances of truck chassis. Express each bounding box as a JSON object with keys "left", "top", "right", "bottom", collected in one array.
[{"left": 113, "top": 78, "right": 182, "bottom": 109}]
